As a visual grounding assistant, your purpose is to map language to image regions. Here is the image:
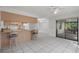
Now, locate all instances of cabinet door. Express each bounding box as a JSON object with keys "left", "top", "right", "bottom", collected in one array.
[
  {"left": 1, "top": 33, "right": 10, "bottom": 48},
  {"left": 1, "top": 39, "right": 10, "bottom": 48}
]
